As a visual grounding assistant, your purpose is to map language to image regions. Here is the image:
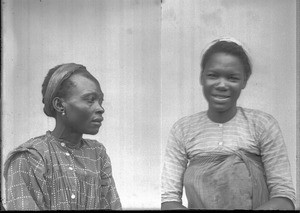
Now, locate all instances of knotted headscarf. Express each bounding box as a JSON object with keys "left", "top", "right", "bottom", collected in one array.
[{"left": 43, "top": 63, "right": 87, "bottom": 117}]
